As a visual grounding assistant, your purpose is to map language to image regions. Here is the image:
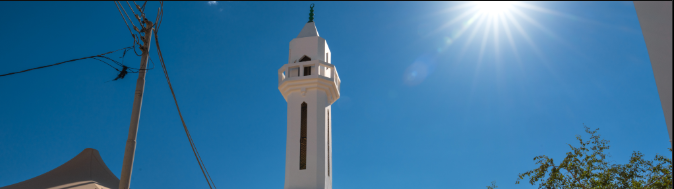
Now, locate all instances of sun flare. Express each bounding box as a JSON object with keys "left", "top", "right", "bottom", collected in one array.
[
  {"left": 475, "top": 1, "right": 514, "bottom": 16},
  {"left": 407, "top": 1, "right": 564, "bottom": 86}
]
